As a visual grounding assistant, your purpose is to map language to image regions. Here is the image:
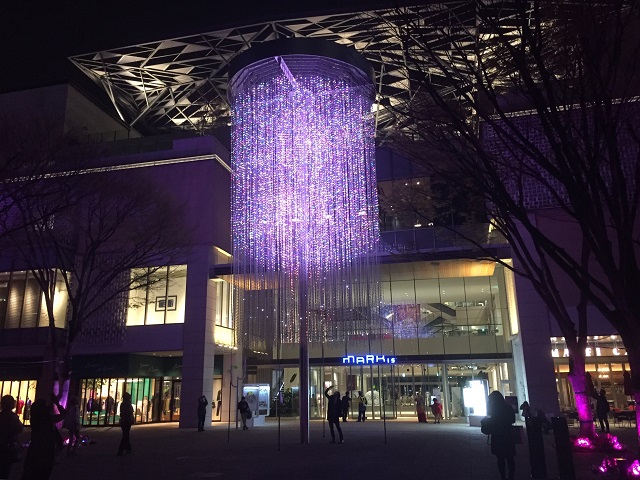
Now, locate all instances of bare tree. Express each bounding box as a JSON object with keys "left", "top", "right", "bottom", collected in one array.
[
  {"left": 0, "top": 111, "right": 89, "bottom": 239},
  {"left": 4, "top": 163, "right": 188, "bottom": 400},
  {"left": 381, "top": 0, "right": 640, "bottom": 438}
]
